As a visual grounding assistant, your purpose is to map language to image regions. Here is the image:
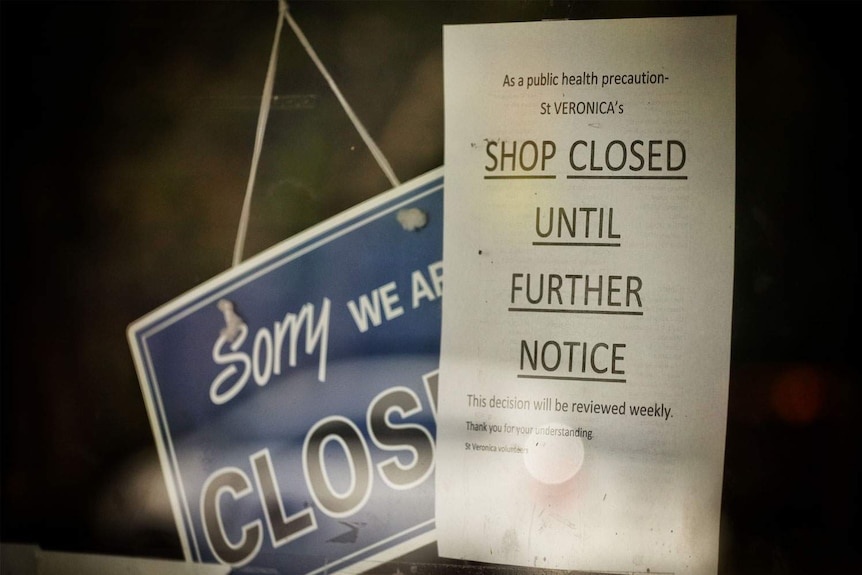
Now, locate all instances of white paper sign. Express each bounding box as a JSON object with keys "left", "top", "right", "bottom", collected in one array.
[{"left": 437, "top": 17, "right": 735, "bottom": 575}]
